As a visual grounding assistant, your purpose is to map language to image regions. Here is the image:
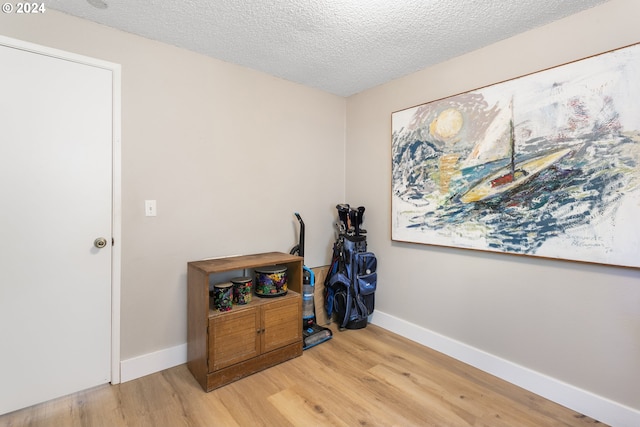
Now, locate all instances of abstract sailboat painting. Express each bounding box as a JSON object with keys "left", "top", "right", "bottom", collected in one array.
[{"left": 391, "top": 43, "right": 640, "bottom": 268}]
